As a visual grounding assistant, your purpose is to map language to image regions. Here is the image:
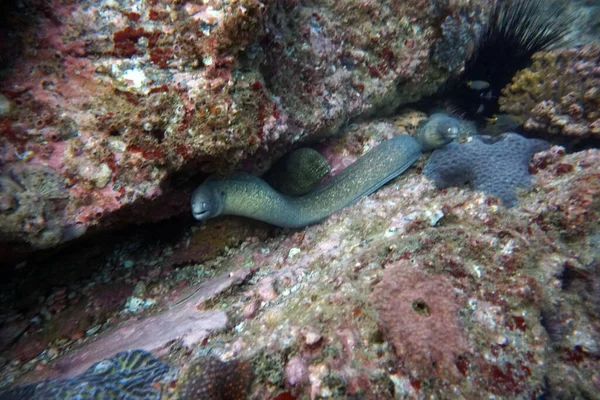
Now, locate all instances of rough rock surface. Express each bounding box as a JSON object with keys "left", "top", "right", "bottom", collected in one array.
[
  {"left": 0, "top": 0, "right": 487, "bottom": 253},
  {"left": 0, "top": 118, "right": 598, "bottom": 399},
  {"left": 176, "top": 355, "right": 253, "bottom": 400}
]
